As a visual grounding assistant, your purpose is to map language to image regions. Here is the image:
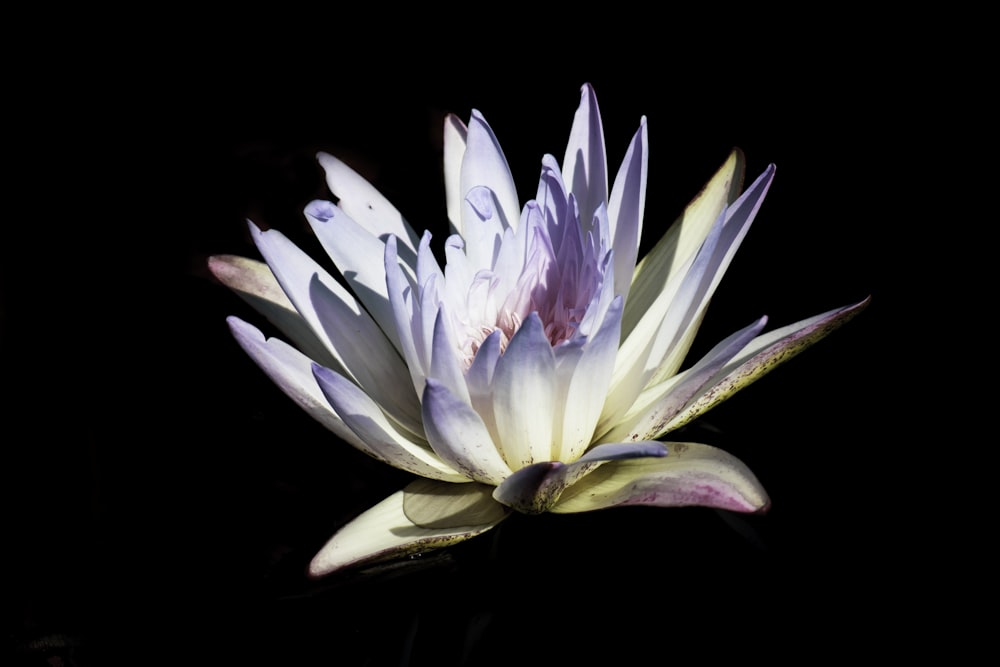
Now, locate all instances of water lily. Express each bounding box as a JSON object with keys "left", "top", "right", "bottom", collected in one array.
[{"left": 210, "top": 83, "right": 868, "bottom": 577}]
